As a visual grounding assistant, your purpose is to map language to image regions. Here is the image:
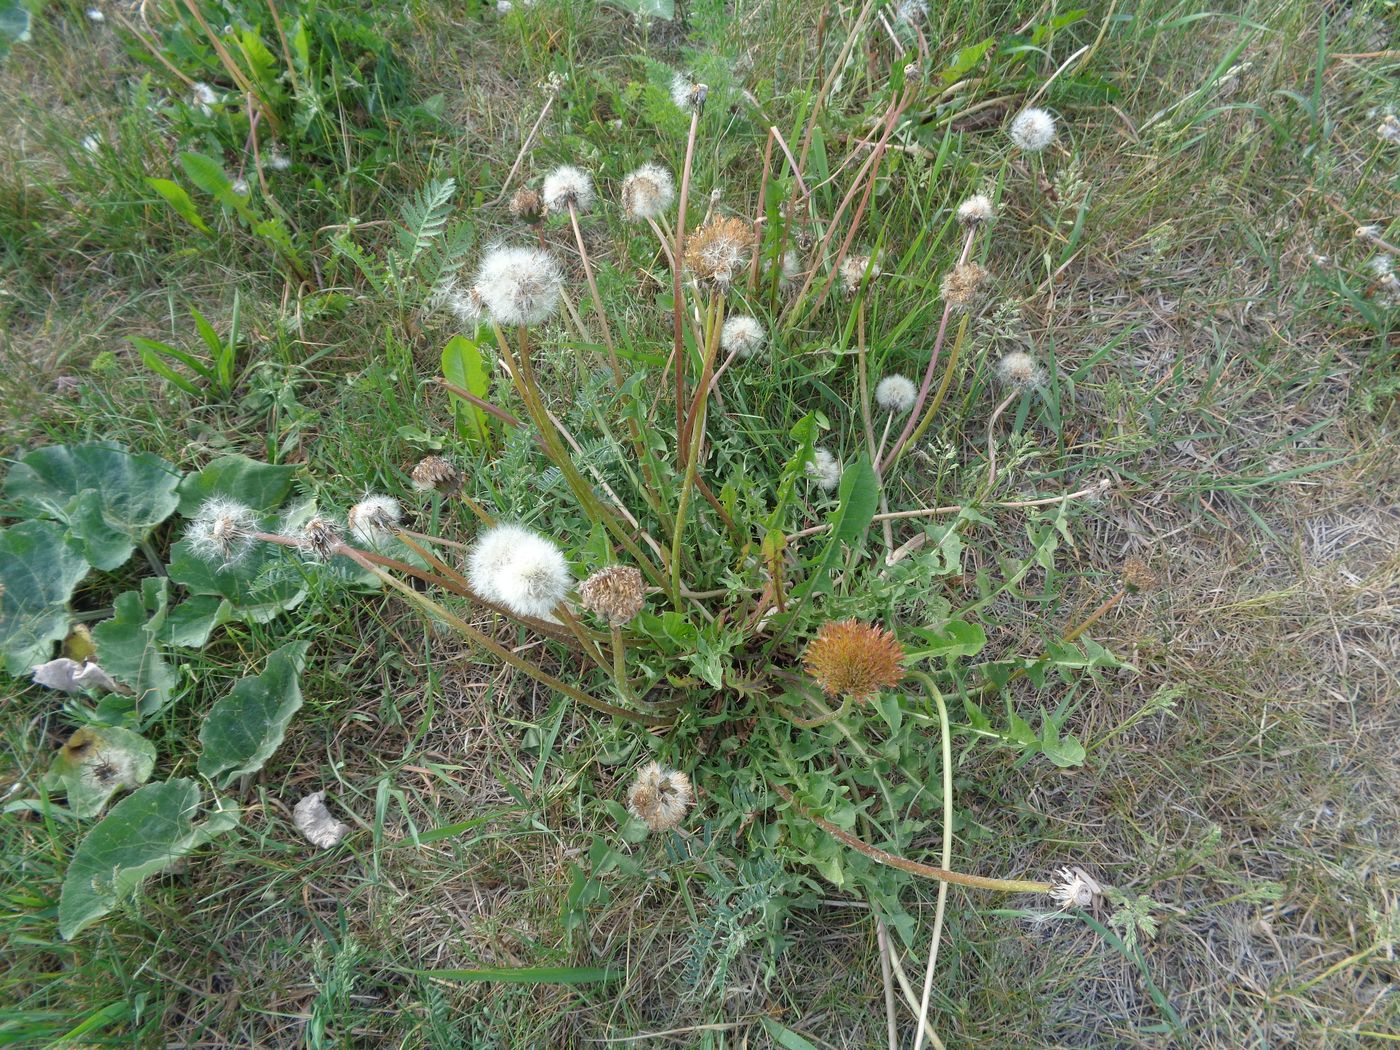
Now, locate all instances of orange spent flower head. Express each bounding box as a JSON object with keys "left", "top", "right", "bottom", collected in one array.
[{"left": 803, "top": 619, "right": 905, "bottom": 701}]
